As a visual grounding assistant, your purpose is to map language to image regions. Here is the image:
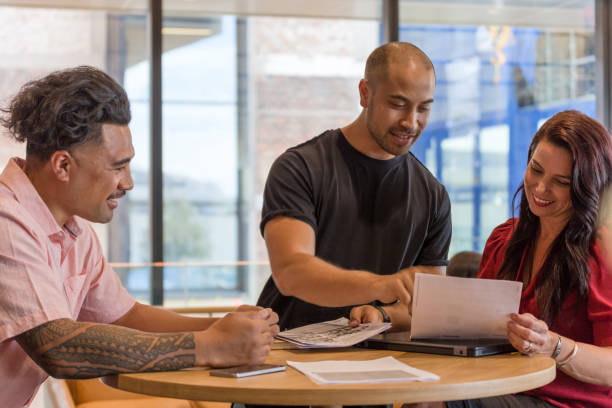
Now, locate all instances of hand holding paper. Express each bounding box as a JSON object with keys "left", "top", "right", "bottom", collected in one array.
[{"left": 410, "top": 274, "right": 522, "bottom": 339}]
